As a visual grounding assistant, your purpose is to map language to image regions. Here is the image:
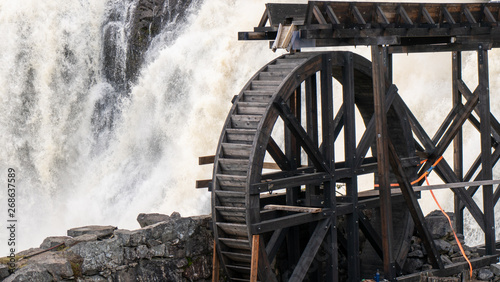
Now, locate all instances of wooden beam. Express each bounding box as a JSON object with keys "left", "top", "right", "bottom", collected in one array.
[
  {"left": 196, "top": 179, "right": 211, "bottom": 189},
  {"left": 313, "top": 5, "right": 327, "bottom": 25},
  {"left": 372, "top": 45, "right": 396, "bottom": 280},
  {"left": 250, "top": 172, "right": 330, "bottom": 194},
  {"left": 212, "top": 241, "right": 219, "bottom": 282},
  {"left": 250, "top": 235, "right": 259, "bottom": 282},
  {"left": 396, "top": 255, "right": 500, "bottom": 281},
  {"left": 387, "top": 139, "right": 444, "bottom": 270},
  {"left": 263, "top": 204, "right": 322, "bottom": 213},
  {"left": 401, "top": 101, "right": 487, "bottom": 232},
  {"left": 353, "top": 85, "right": 398, "bottom": 170},
  {"left": 274, "top": 97, "right": 331, "bottom": 173},
  {"left": 343, "top": 51, "right": 360, "bottom": 281},
  {"left": 266, "top": 137, "right": 292, "bottom": 171},
  {"left": 199, "top": 155, "right": 215, "bottom": 165},
  {"left": 288, "top": 218, "right": 332, "bottom": 282},
  {"left": 358, "top": 179, "right": 500, "bottom": 197},
  {"left": 478, "top": 45, "right": 495, "bottom": 255},
  {"left": 251, "top": 209, "right": 331, "bottom": 234}
]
